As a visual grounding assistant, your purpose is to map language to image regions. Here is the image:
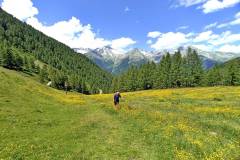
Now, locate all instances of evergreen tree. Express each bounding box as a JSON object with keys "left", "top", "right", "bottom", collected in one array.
[
  {"left": 29, "top": 57, "right": 35, "bottom": 71},
  {"left": 125, "top": 66, "right": 138, "bottom": 91},
  {"left": 191, "top": 50, "right": 204, "bottom": 86},
  {"left": 170, "top": 51, "right": 182, "bottom": 87},
  {"left": 204, "top": 65, "right": 222, "bottom": 86},
  {"left": 180, "top": 57, "right": 190, "bottom": 87},
  {"left": 22, "top": 55, "right": 29, "bottom": 70},
  {"left": 155, "top": 53, "right": 171, "bottom": 88},
  {"left": 182, "top": 48, "right": 204, "bottom": 87},
  {"left": 15, "top": 53, "right": 23, "bottom": 70},
  {"left": 2, "top": 49, "right": 15, "bottom": 69},
  {"left": 111, "top": 76, "right": 120, "bottom": 92},
  {"left": 39, "top": 65, "right": 48, "bottom": 83},
  {"left": 226, "top": 63, "right": 239, "bottom": 86}
]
